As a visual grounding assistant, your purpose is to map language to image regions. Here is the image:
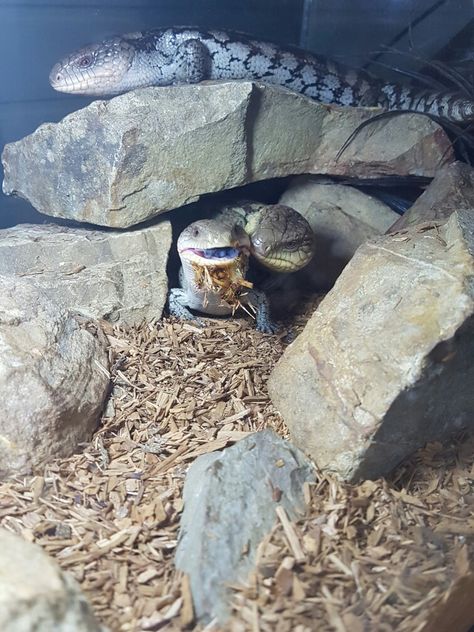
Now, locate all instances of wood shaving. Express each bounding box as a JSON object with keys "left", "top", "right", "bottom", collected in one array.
[
  {"left": 0, "top": 306, "right": 472, "bottom": 631},
  {"left": 191, "top": 255, "right": 253, "bottom": 314}
]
